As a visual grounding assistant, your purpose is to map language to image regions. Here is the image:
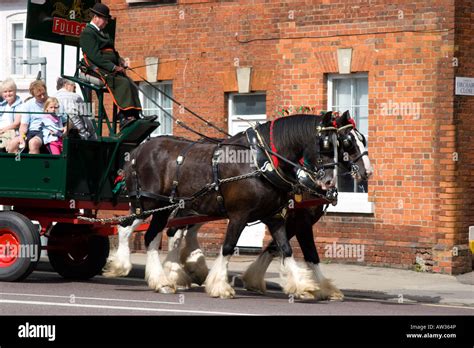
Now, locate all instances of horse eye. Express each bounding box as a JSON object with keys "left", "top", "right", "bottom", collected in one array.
[
  {"left": 322, "top": 136, "right": 332, "bottom": 150},
  {"left": 343, "top": 137, "right": 352, "bottom": 149}
]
